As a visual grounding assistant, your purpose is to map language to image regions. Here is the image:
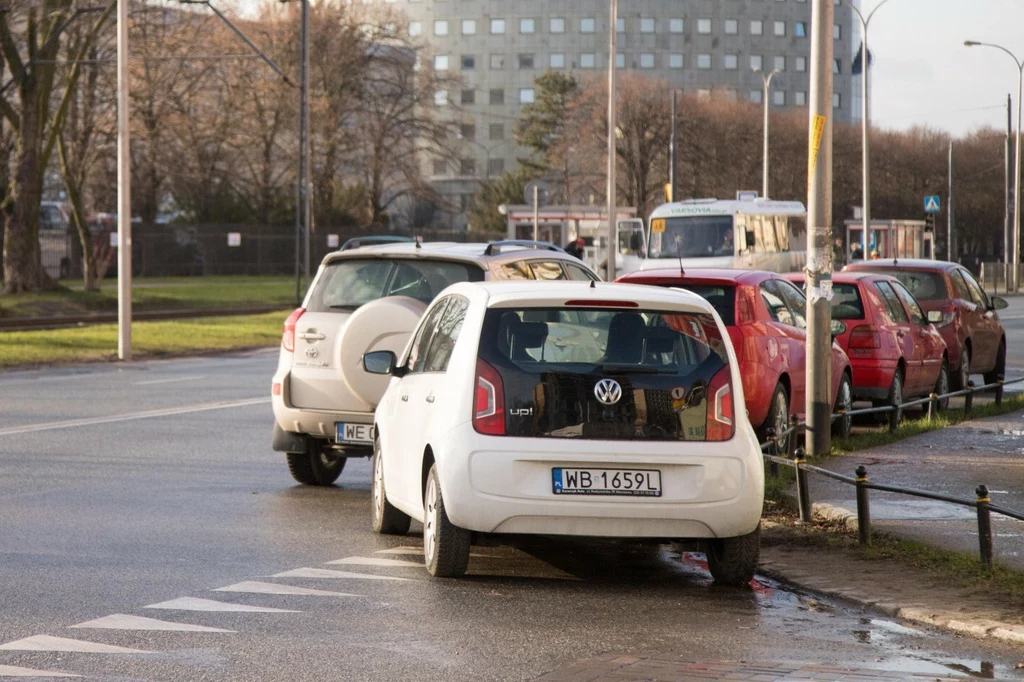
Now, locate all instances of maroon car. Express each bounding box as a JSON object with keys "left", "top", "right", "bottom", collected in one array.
[{"left": 844, "top": 259, "right": 1007, "bottom": 391}]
